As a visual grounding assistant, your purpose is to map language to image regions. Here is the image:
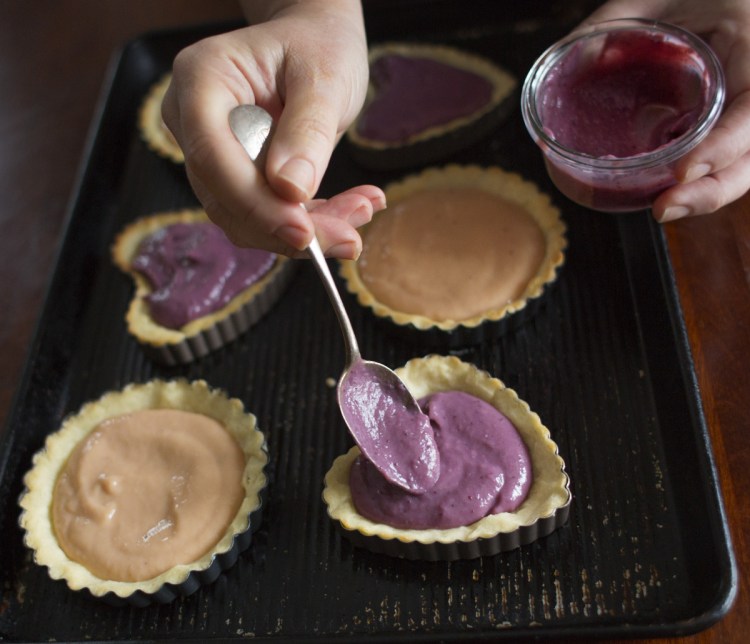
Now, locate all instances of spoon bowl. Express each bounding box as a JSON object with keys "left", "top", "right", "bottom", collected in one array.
[
  {"left": 337, "top": 358, "right": 440, "bottom": 494},
  {"left": 228, "top": 105, "right": 439, "bottom": 493}
]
